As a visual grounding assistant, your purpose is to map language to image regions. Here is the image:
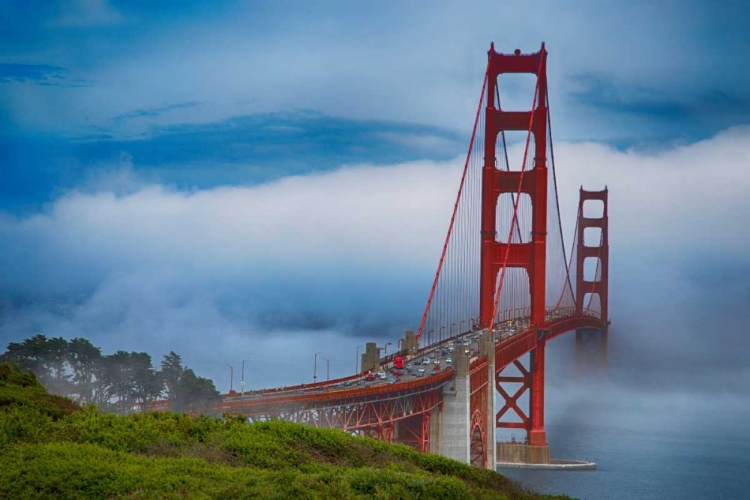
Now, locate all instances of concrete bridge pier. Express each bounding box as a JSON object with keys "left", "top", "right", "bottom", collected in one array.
[
  {"left": 431, "top": 333, "right": 496, "bottom": 470},
  {"left": 480, "top": 331, "right": 496, "bottom": 468},
  {"left": 402, "top": 330, "right": 418, "bottom": 355},
  {"left": 436, "top": 345, "right": 471, "bottom": 463},
  {"left": 360, "top": 343, "right": 379, "bottom": 374}
]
